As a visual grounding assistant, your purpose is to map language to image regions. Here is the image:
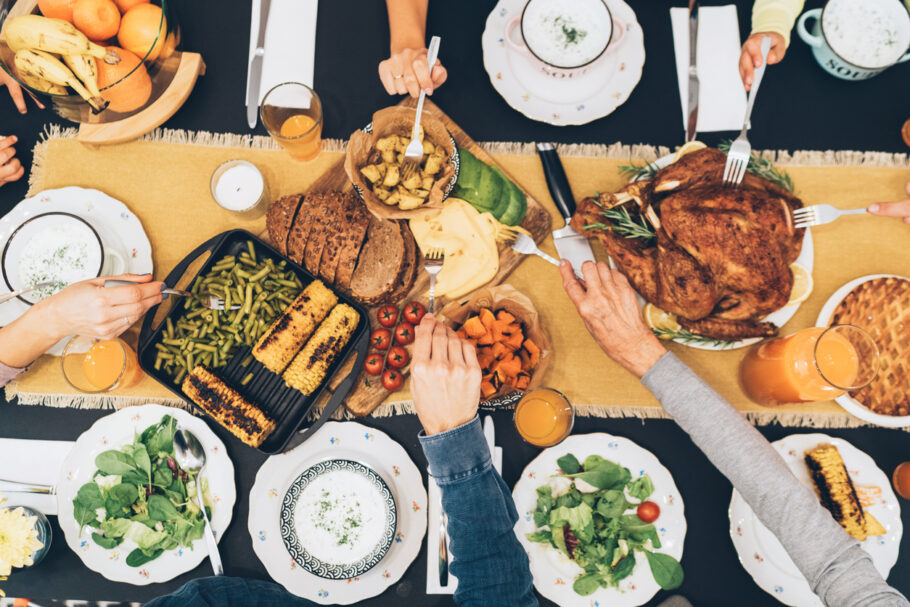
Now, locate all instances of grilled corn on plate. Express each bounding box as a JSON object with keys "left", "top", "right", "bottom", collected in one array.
[
  {"left": 183, "top": 365, "right": 276, "bottom": 448},
  {"left": 284, "top": 304, "right": 360, "bottom": 395}
]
